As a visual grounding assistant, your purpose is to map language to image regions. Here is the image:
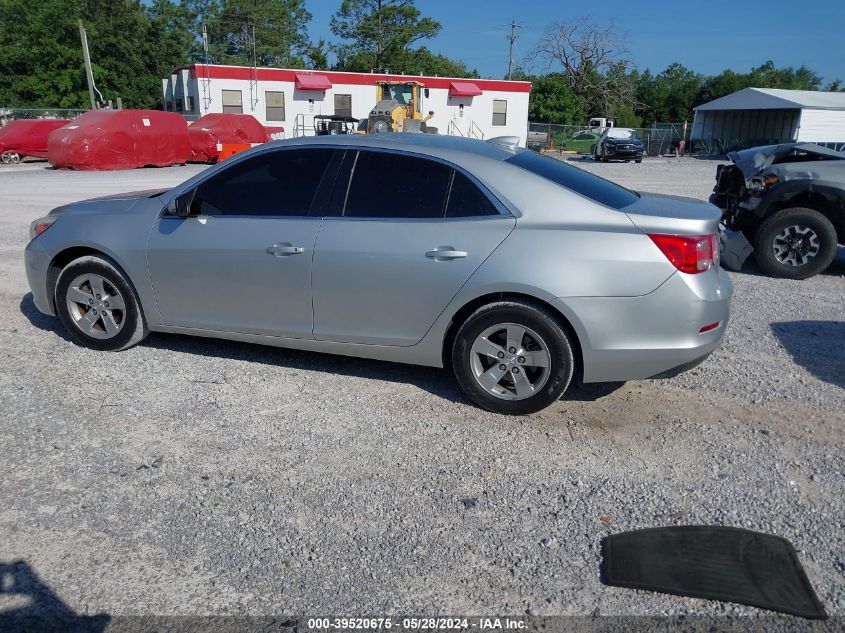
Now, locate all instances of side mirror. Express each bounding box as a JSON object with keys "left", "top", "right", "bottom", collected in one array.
[
  {"left": 424, "top": 88, "right": 430, "bottom": 98},
  {"left": 169, "top": 189, "right": 197, "bottom": 217}
]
